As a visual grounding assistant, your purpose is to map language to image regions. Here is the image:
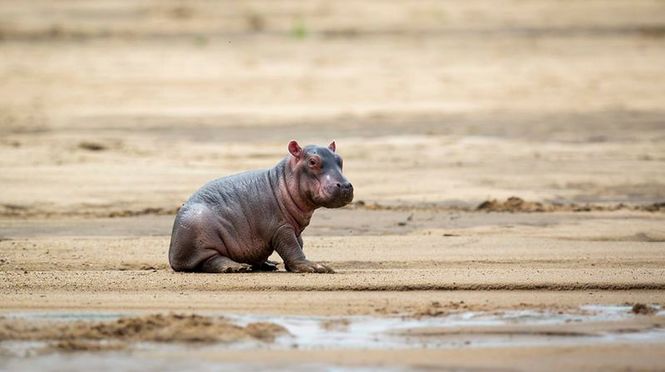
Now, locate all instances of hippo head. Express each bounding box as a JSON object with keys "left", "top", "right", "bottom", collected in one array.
[{"left": 288, "top": 140, "right": 354, "bottom": 209}]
